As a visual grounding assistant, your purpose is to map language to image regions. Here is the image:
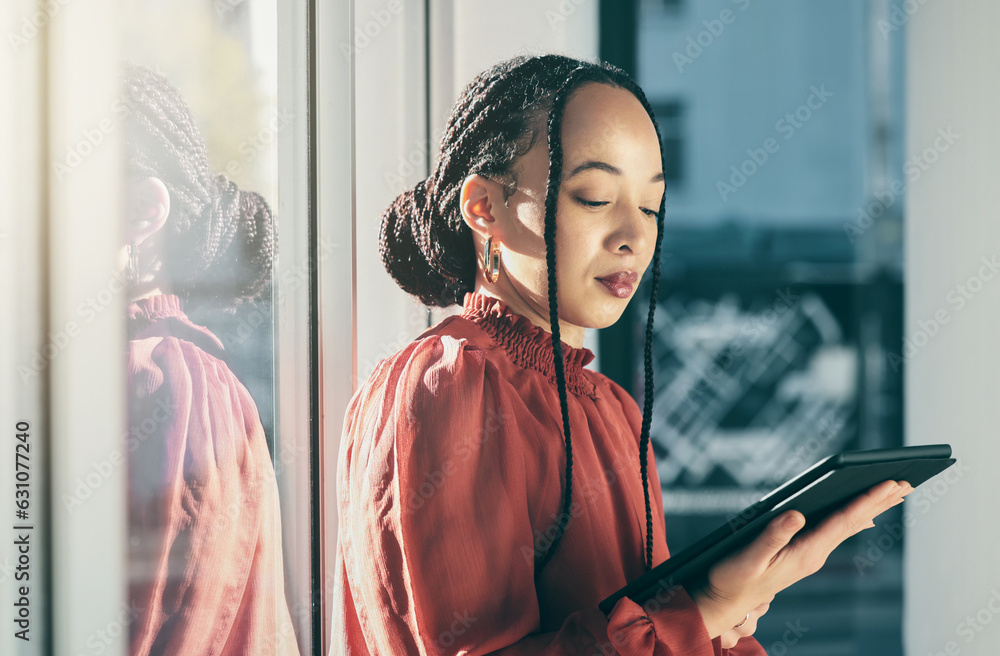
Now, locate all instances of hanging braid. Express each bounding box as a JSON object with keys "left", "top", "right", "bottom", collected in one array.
[
  {"left": 121, "top": 62, "right": 275, "bottom": 308},
  {"left": 379, "top": 54, "right": 668, "bottom": 577},
  {"left": 612, "top": 76, "right": 669, "bottom": 572}
]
